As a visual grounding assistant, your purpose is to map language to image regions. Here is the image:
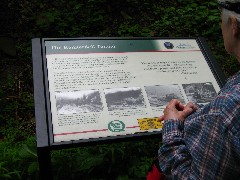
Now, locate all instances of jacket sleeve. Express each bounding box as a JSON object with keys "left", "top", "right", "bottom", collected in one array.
[
  {"left": 158, "top": 82, "right": 240, "bottom": 179},
  {"left": 158, "top": 119, "right": 192, "bottom": 177},
  {"left": 158, "top": 111, "right": 240, "bottom": 179}
]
